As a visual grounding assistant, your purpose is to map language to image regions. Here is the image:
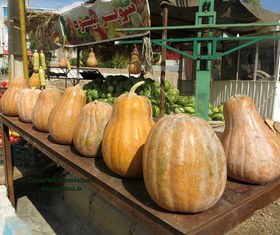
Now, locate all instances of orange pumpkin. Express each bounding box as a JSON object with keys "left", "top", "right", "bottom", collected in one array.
[
  {"left": 17, "top": 87, "right": 41, "bottom": 123},
  {"left": 1, "top": 77, "right": 30, "bottom": 116},
  {"left": 102, "top": 81, "right": 154, "bottom": 178},
  {"left": 143, "top": 114, "right": 227, "bottom": 213},
  {"left": 73, "top": 101, "right": 112, "bottom": 157},
  {"left": 48, "top": 85, "right": 86, "bottom": 144},
  {"left": 86, "top": 48, "right": 98, "bottom": 67},
  {"left": 31, "top": 88, "right": 62, "bottom": 132},
  {"left": 128, "top": 46, "right": 142, "bottom": 74},
  {"left": 28, "top": 72, "right": 40, "bottom": 89},
  {"left": 220, "top": 95, "right": 280, "bottom": 184}
]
